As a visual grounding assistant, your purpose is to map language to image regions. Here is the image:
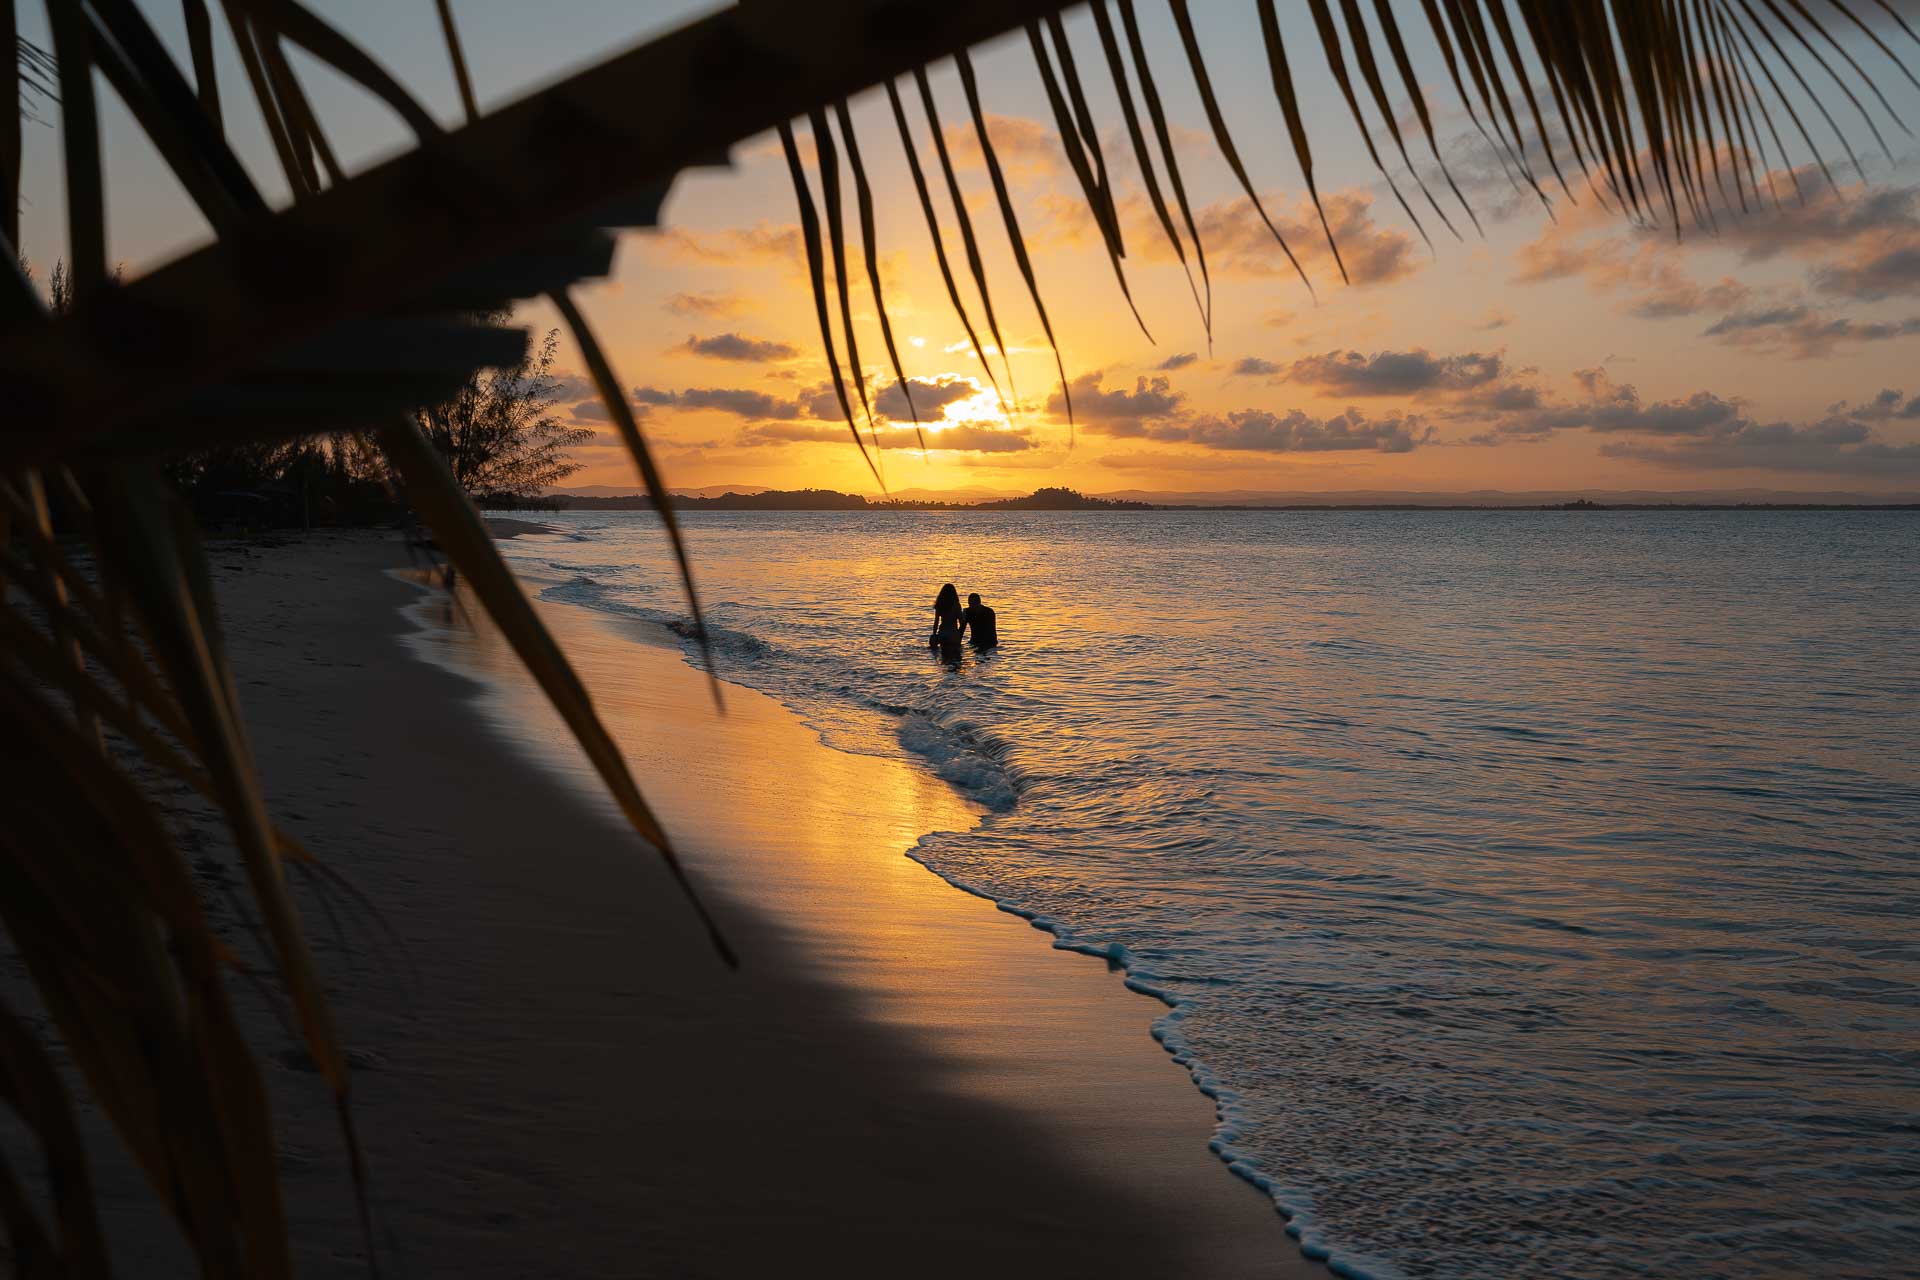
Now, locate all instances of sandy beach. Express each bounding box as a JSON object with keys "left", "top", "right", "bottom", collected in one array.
[{"left": 59, "top": 527, "right": 1311, "bottom": 1277}]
